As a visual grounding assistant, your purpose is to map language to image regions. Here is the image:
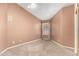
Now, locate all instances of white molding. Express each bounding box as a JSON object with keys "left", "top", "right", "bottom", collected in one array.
[
  {"left": 0, "top": 39, "right": 41, "bottom": 55},
  {"left": 52, "top": 40, "right": 75, "bottom": 50},
  {"left": 0, "top": 39, "right": 79, "bottom": 55},
  {"left": 74, "top": 3, "right": 78, "bottom": 55}
]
